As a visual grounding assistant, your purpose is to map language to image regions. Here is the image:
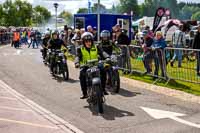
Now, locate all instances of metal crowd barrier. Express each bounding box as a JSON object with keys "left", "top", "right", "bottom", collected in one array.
[
  {"left": 67, "top": 42, "right": 200, "bottom": 84},
  {"left": 165, "top": 47, "right": 200, "bottom": 84},
  {"left": 123, "top": 45, "right": 200, "bottom": 84},
  {"left": 0, "top": 31, "right": 12, "bottom": 45}
]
